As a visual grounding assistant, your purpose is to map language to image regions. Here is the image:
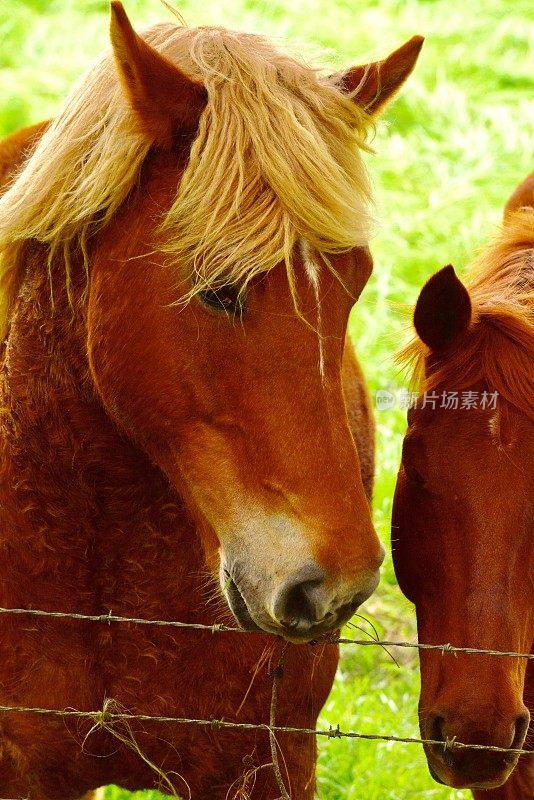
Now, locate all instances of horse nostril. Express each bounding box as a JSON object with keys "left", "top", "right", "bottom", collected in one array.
[
  {"left": 512, "top": 711, "right": 530, "bottom": 750},
  {"left": 429, "top": 713, "right": 446, "bottom": 744},
  {"left": 283, "top": 579, "right": 323, "bottom": 626},
  {"left": 272, "top": 564, "right": 326, "bottom": 630}
]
